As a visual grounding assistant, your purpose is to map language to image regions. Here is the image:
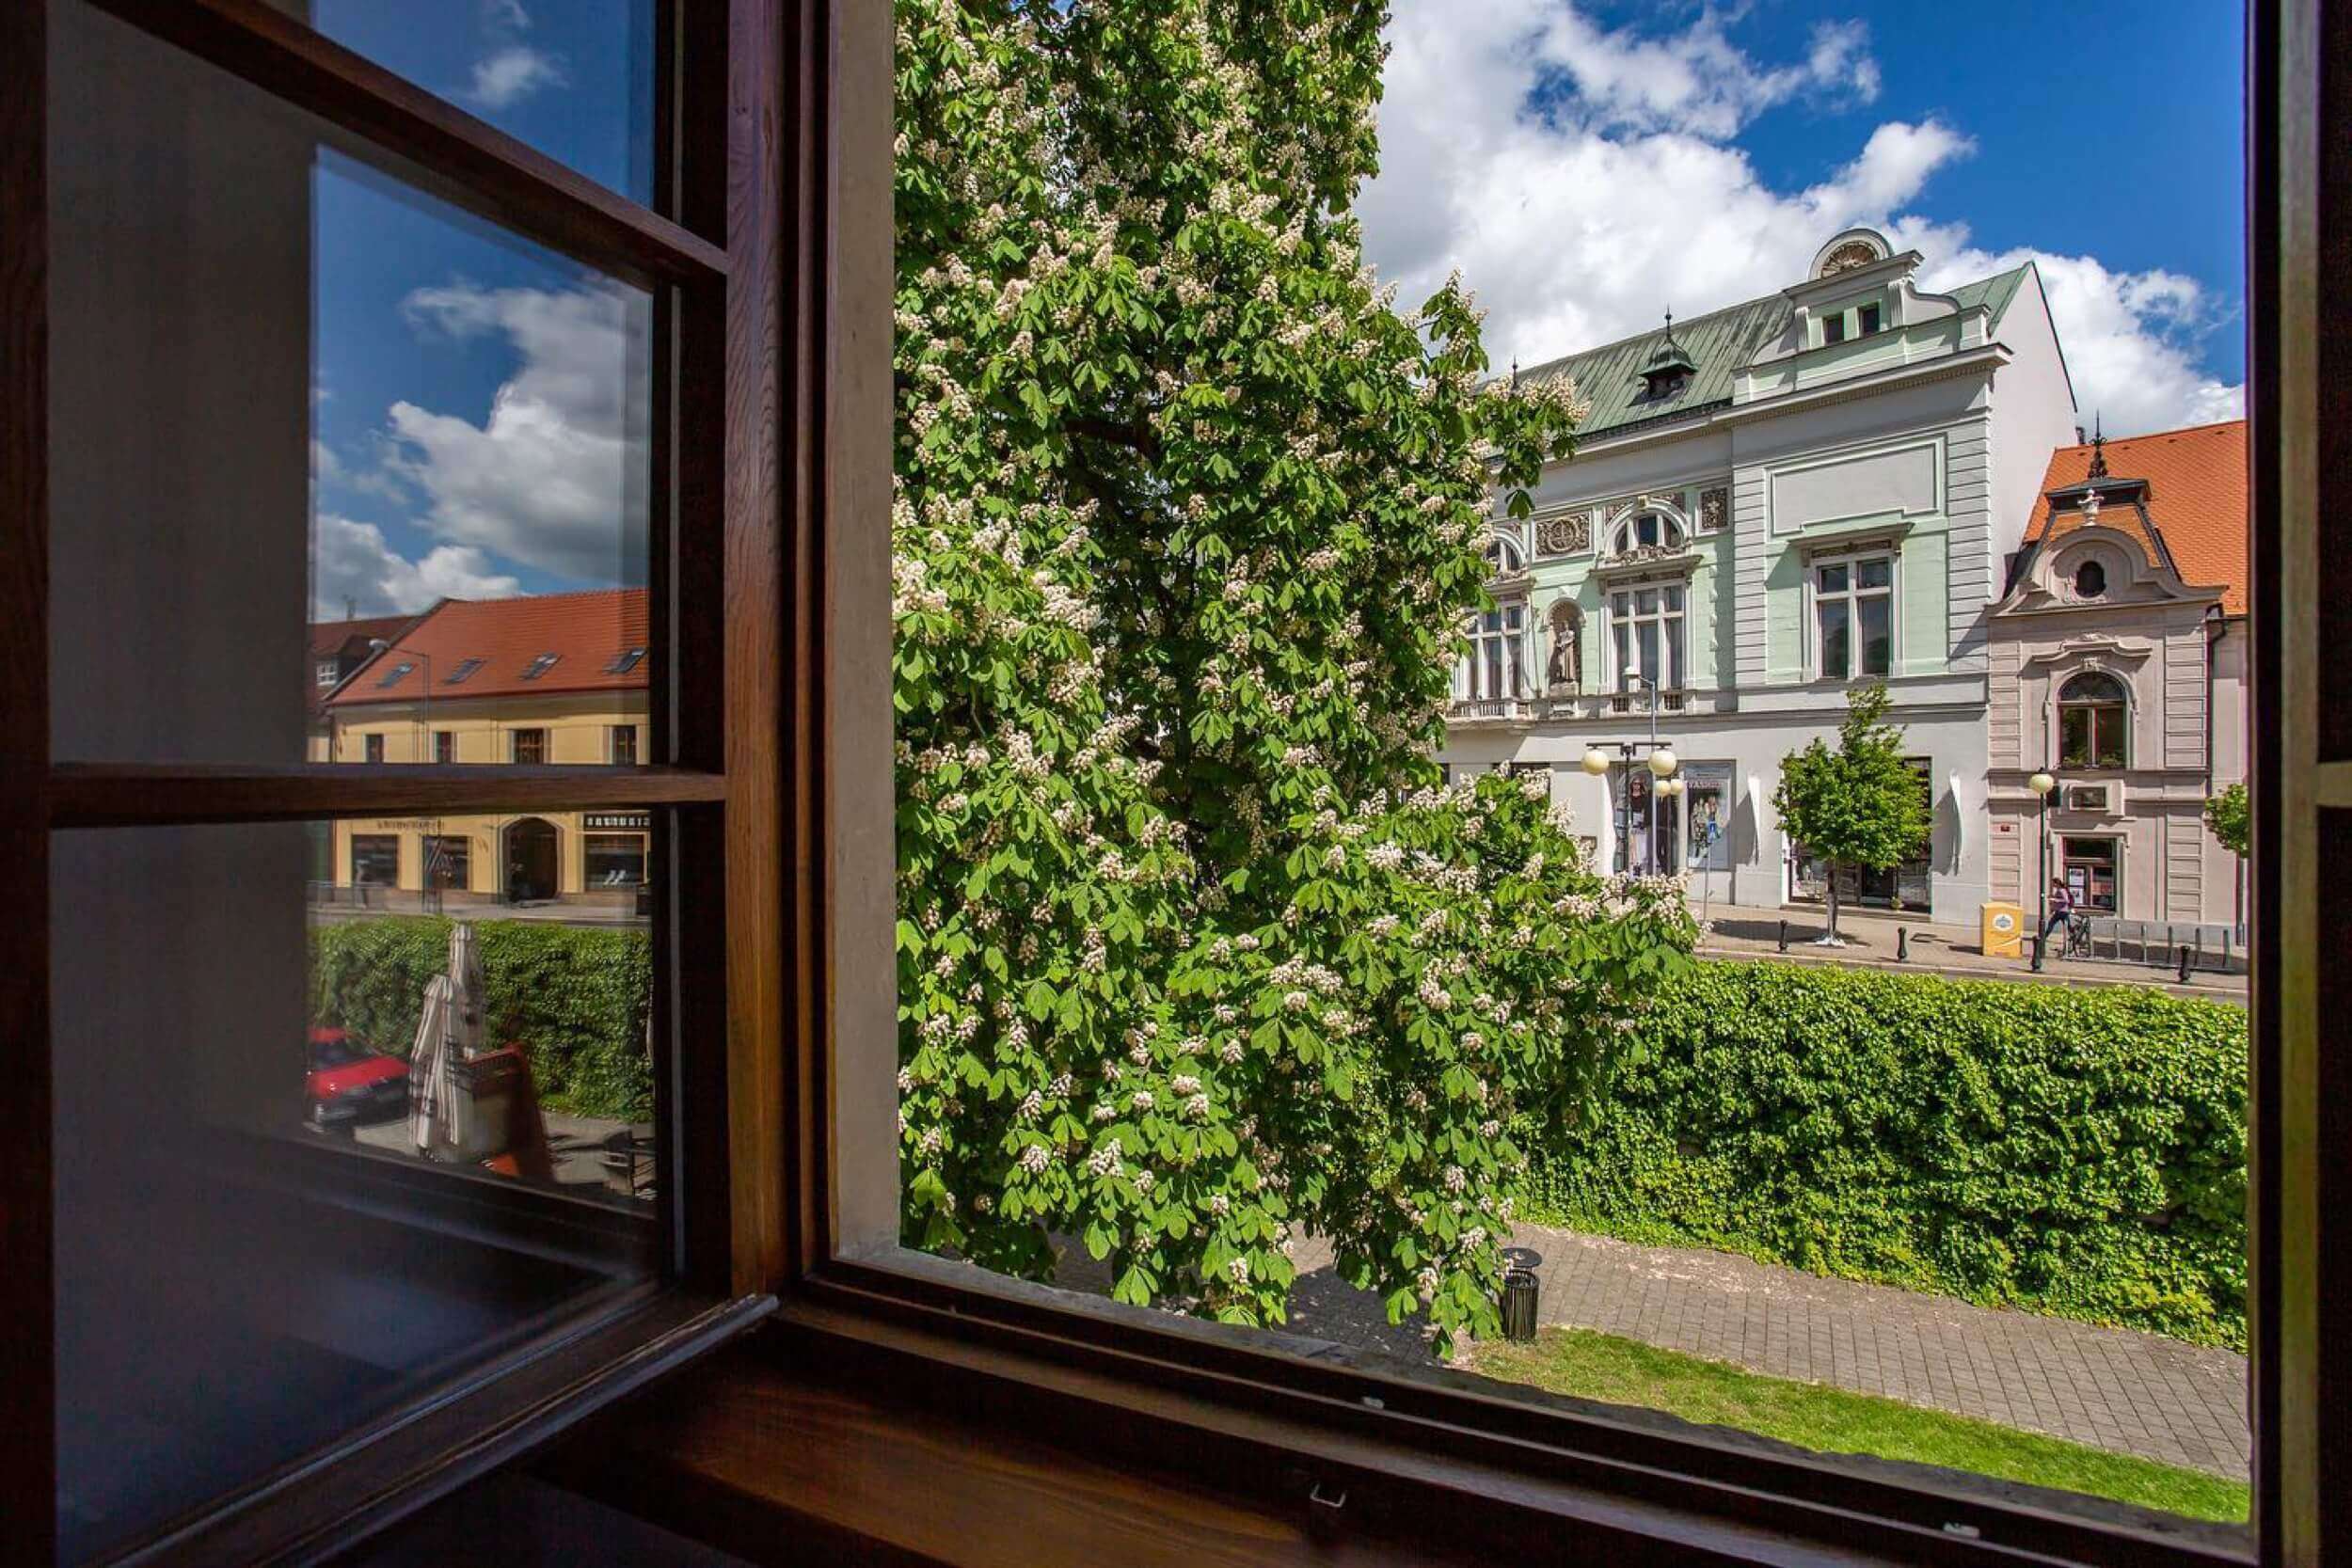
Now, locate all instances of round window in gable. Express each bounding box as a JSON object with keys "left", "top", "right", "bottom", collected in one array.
[{"left": 2074, "top": 560, "right": 2107, "bottom": 599}]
